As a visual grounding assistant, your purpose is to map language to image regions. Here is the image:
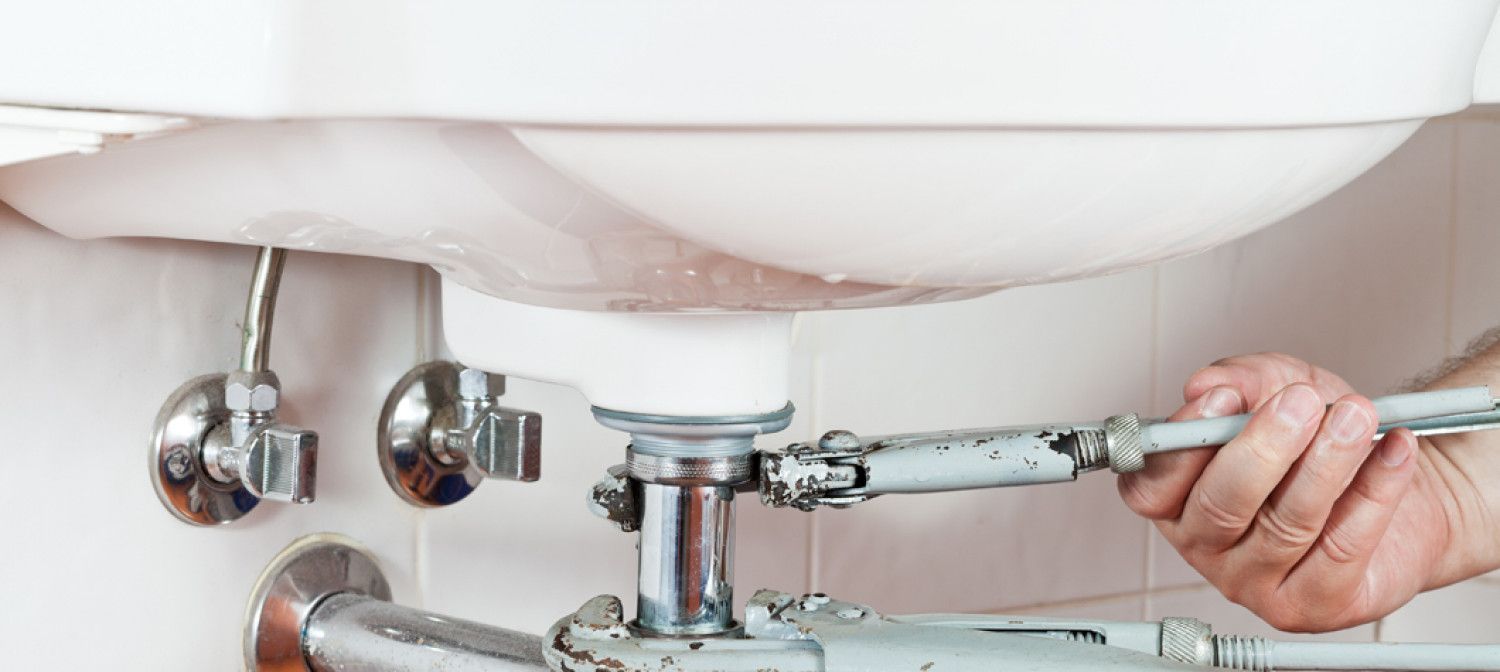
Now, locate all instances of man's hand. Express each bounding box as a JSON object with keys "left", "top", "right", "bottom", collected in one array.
[{"left": 1117, "top": 353, "right": 1454, "bottom": 632}]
